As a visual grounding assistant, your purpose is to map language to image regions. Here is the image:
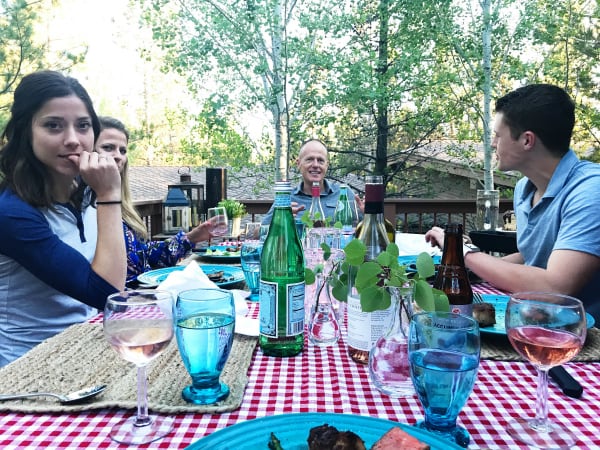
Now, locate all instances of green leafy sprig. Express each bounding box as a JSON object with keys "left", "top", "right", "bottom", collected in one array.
[
  {"left": 217, "top": 199, "right": 247, "bottom": 218},
  {"left": 305, "top": 239, "right": 449, "bottom": 313}
]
